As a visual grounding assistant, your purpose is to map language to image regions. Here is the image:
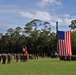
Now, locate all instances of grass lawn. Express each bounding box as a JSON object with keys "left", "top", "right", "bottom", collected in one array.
[{"left": 0, "top": 58, "right": 76, "bottom": 75}]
